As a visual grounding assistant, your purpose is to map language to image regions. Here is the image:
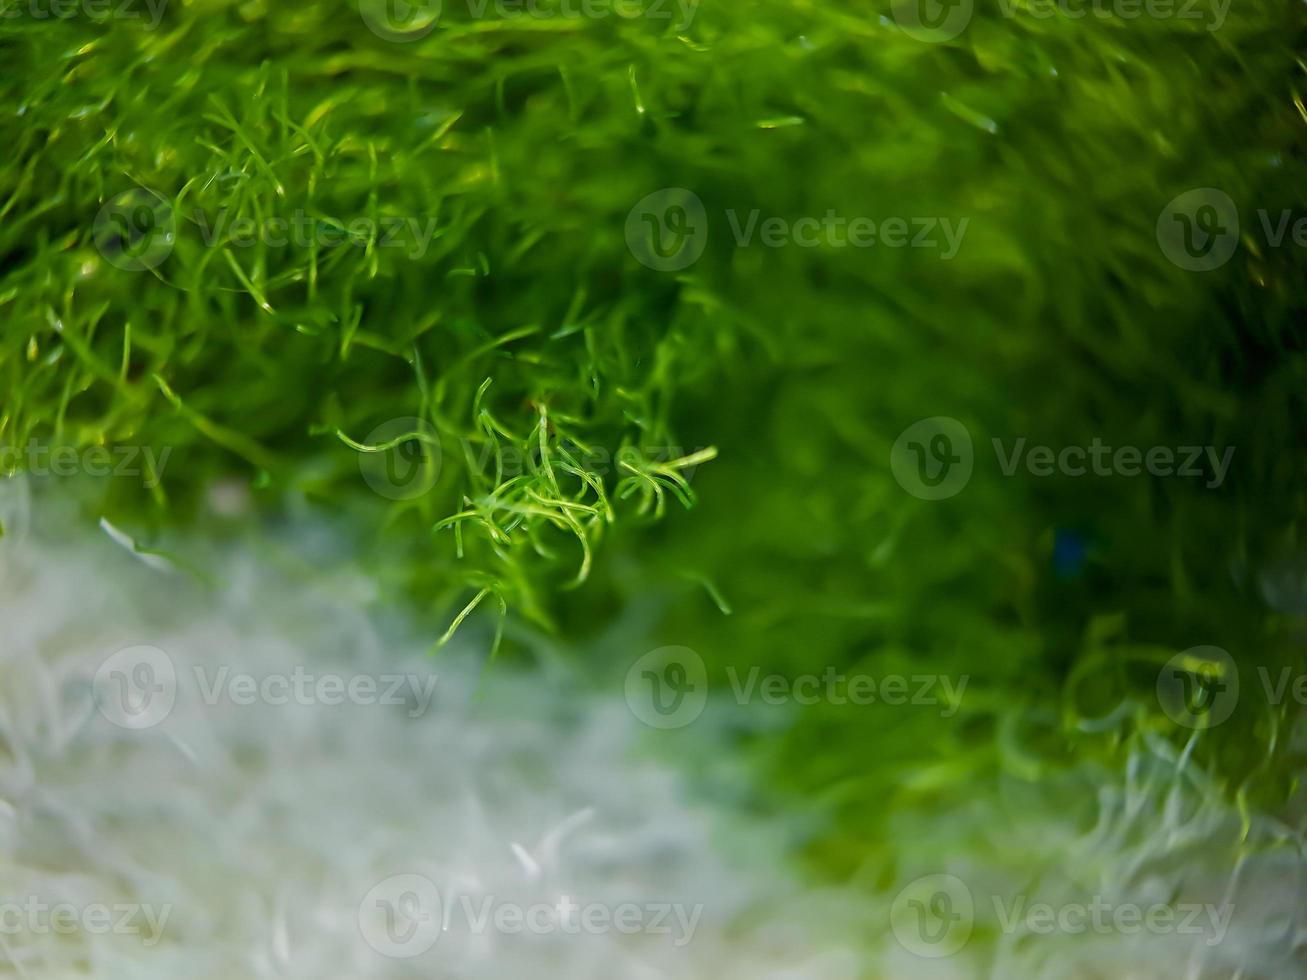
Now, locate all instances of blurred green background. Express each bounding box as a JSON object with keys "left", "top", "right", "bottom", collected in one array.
[{"left": 2, "top": 0, "right": 1305, "bottom": 885}]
